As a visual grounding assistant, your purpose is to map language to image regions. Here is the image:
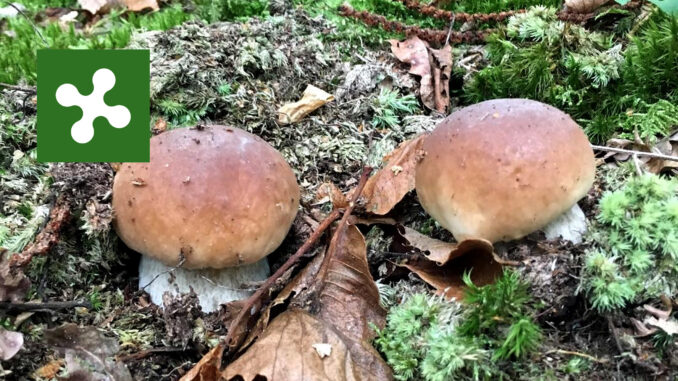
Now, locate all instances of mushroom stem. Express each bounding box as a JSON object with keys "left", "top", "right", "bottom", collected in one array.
[{"left": 139, "top": 256, "right": 270, "bottom": 313}]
